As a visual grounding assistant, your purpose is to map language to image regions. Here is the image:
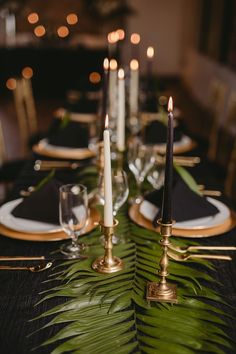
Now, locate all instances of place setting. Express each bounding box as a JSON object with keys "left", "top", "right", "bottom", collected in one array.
[
  {"left": 0, "top": 178, "right": 100, "bottom": 244},
  {"left": 128, "top": 98, "right": 236, "bottom": 238}
]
